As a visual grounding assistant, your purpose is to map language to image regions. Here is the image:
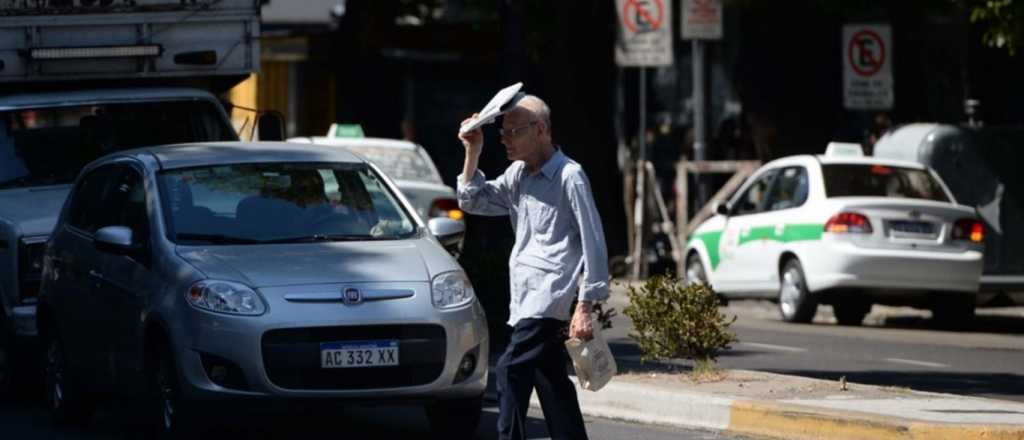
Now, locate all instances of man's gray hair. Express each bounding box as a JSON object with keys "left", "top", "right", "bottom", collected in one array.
[{"left": 518, "top": 95, "right": 551, "bottom": 130}]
